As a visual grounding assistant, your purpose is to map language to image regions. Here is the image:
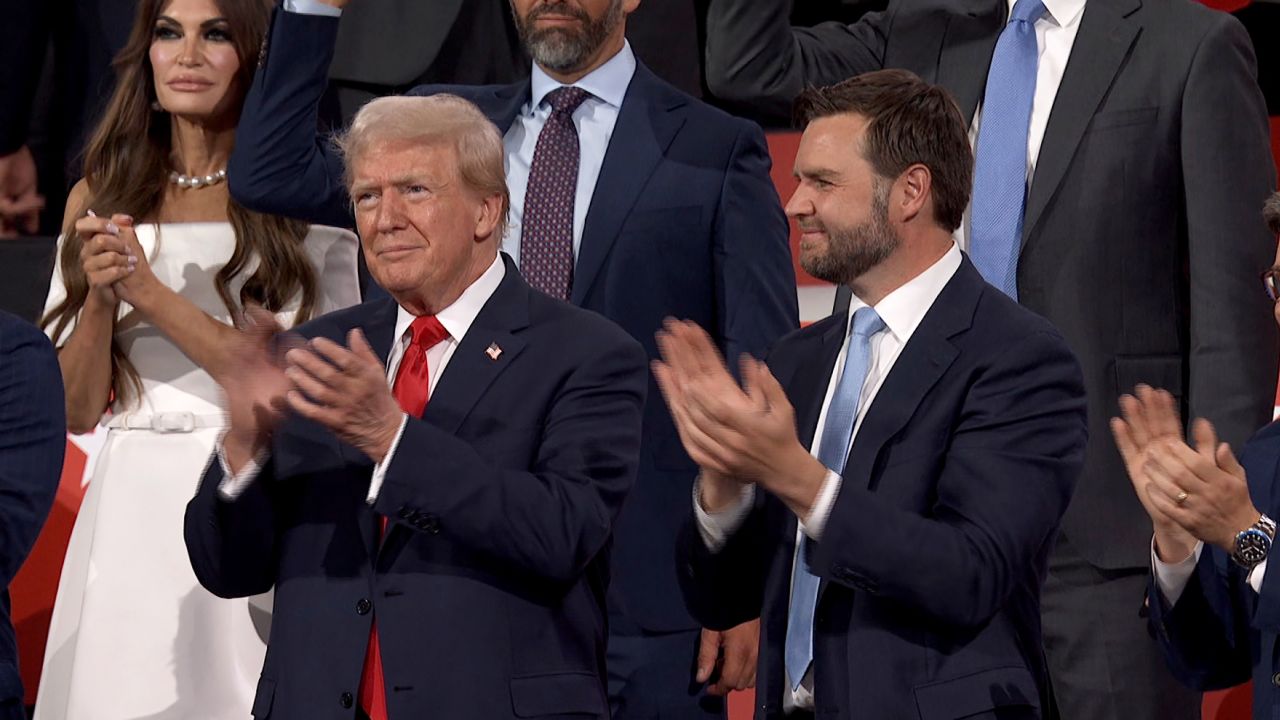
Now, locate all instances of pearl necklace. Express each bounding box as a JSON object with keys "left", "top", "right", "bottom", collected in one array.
[{"left": 169, "top": 168, "right": 227, "bottom": 189}]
